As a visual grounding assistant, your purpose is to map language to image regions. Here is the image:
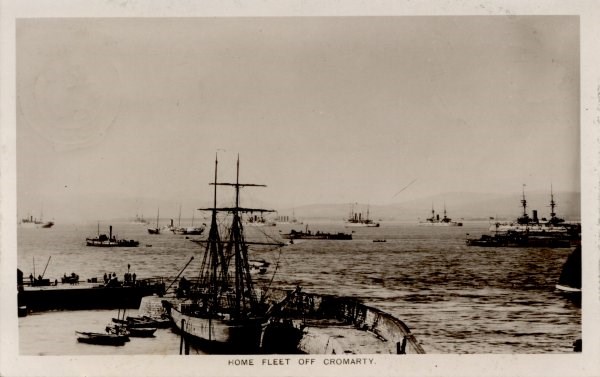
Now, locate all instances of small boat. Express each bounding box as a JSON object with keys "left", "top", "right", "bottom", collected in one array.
[
  {"left": 76, "top": 331, "right": 129, "bottom": 346},
  {"left": 112, "top": 315, "right": 171, "bottom": 328},
  {"left": 147, "top": 209, "right": 161, "bottom": 234},
  {"left": 249, "top": 259, "right": 271, "bottom": 275},
  {"left": 106, "top": 324, "right": 157, "bottom": 338},
  {"left": 86, "top": 225, "right": 139, "bottom": 247},
  {"left": 373, "top": 239, "right": 387, "bottom": 243}
]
